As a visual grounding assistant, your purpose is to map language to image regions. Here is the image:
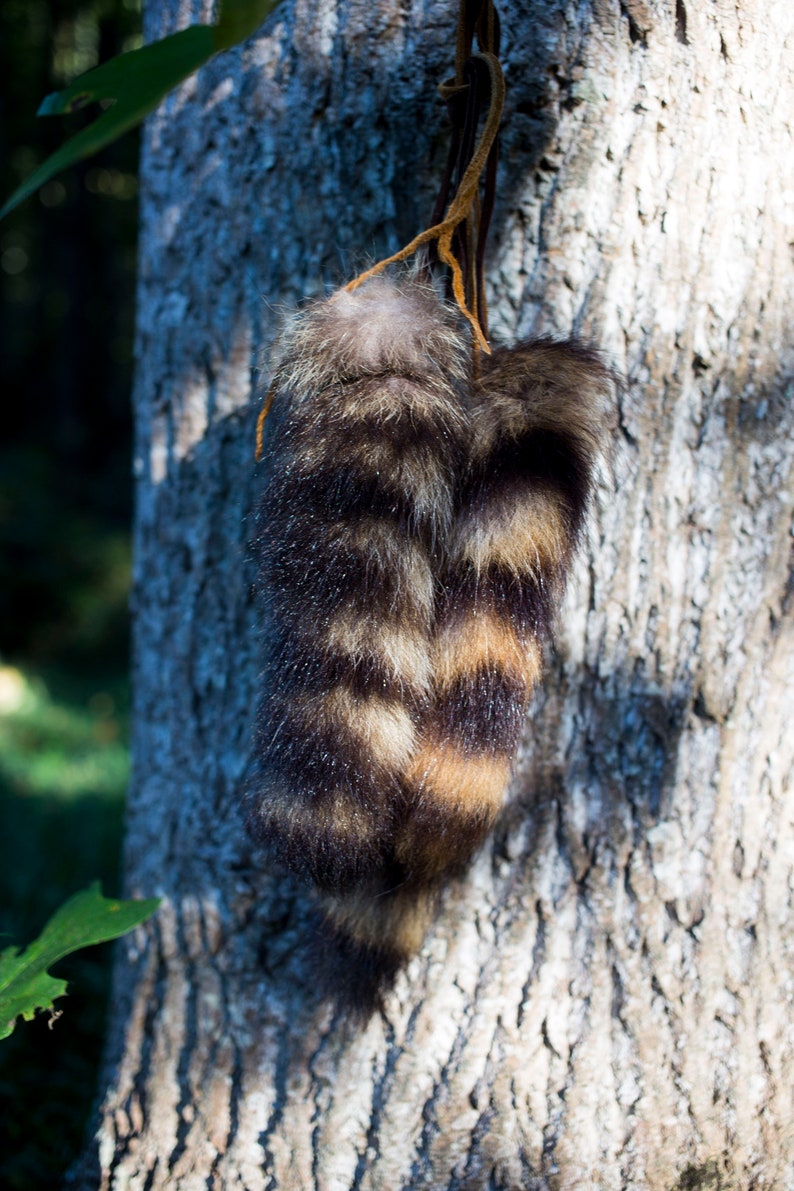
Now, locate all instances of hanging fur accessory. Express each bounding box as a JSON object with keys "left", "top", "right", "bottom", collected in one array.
[
  {"left": 248, "top": 300, "right": 613, "bottom": 1010},
  {"left": 246, "top": 0, "right": 615, "bottom": 1011},
  {"left": 246, "top": 277, "right": 471, "bottom": 893},
  {"left": 394, "top": 340, "right": 614, "bottom": 887}
]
